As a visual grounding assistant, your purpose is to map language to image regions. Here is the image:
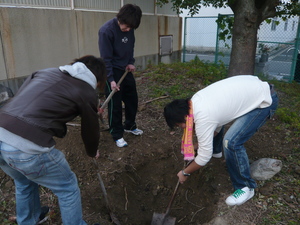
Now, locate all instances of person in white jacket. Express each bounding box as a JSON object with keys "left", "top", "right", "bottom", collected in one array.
[{"left": 163, "top": 75, "right": 278, "bottom": 206}]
